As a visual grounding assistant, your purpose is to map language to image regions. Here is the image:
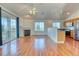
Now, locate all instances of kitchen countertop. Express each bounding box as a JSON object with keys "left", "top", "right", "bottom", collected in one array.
[{"left": 58, "top": 29, "right": 71, "bottom": 31}]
